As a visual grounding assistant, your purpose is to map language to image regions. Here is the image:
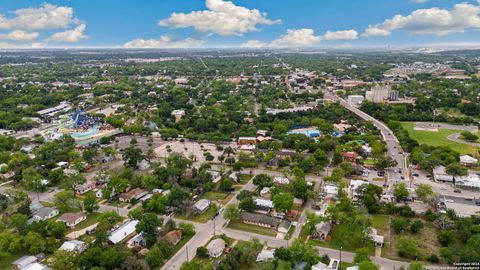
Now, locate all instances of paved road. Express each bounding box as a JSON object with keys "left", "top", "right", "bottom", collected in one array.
[
  {"left": 322, "top": 90, "right": 408, "bottom": 184},
  {"left": 447, "top": 133, "right": 480, "bottom": 147}
]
